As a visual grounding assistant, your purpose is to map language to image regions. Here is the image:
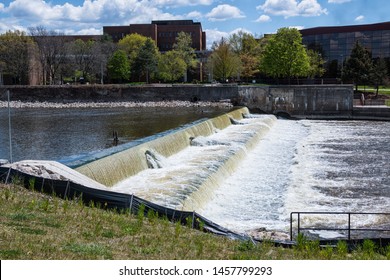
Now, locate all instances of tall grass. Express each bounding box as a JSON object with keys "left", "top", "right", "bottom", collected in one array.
[{"left": 0, "top": 183, "right": 389, "bottom": 260}]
